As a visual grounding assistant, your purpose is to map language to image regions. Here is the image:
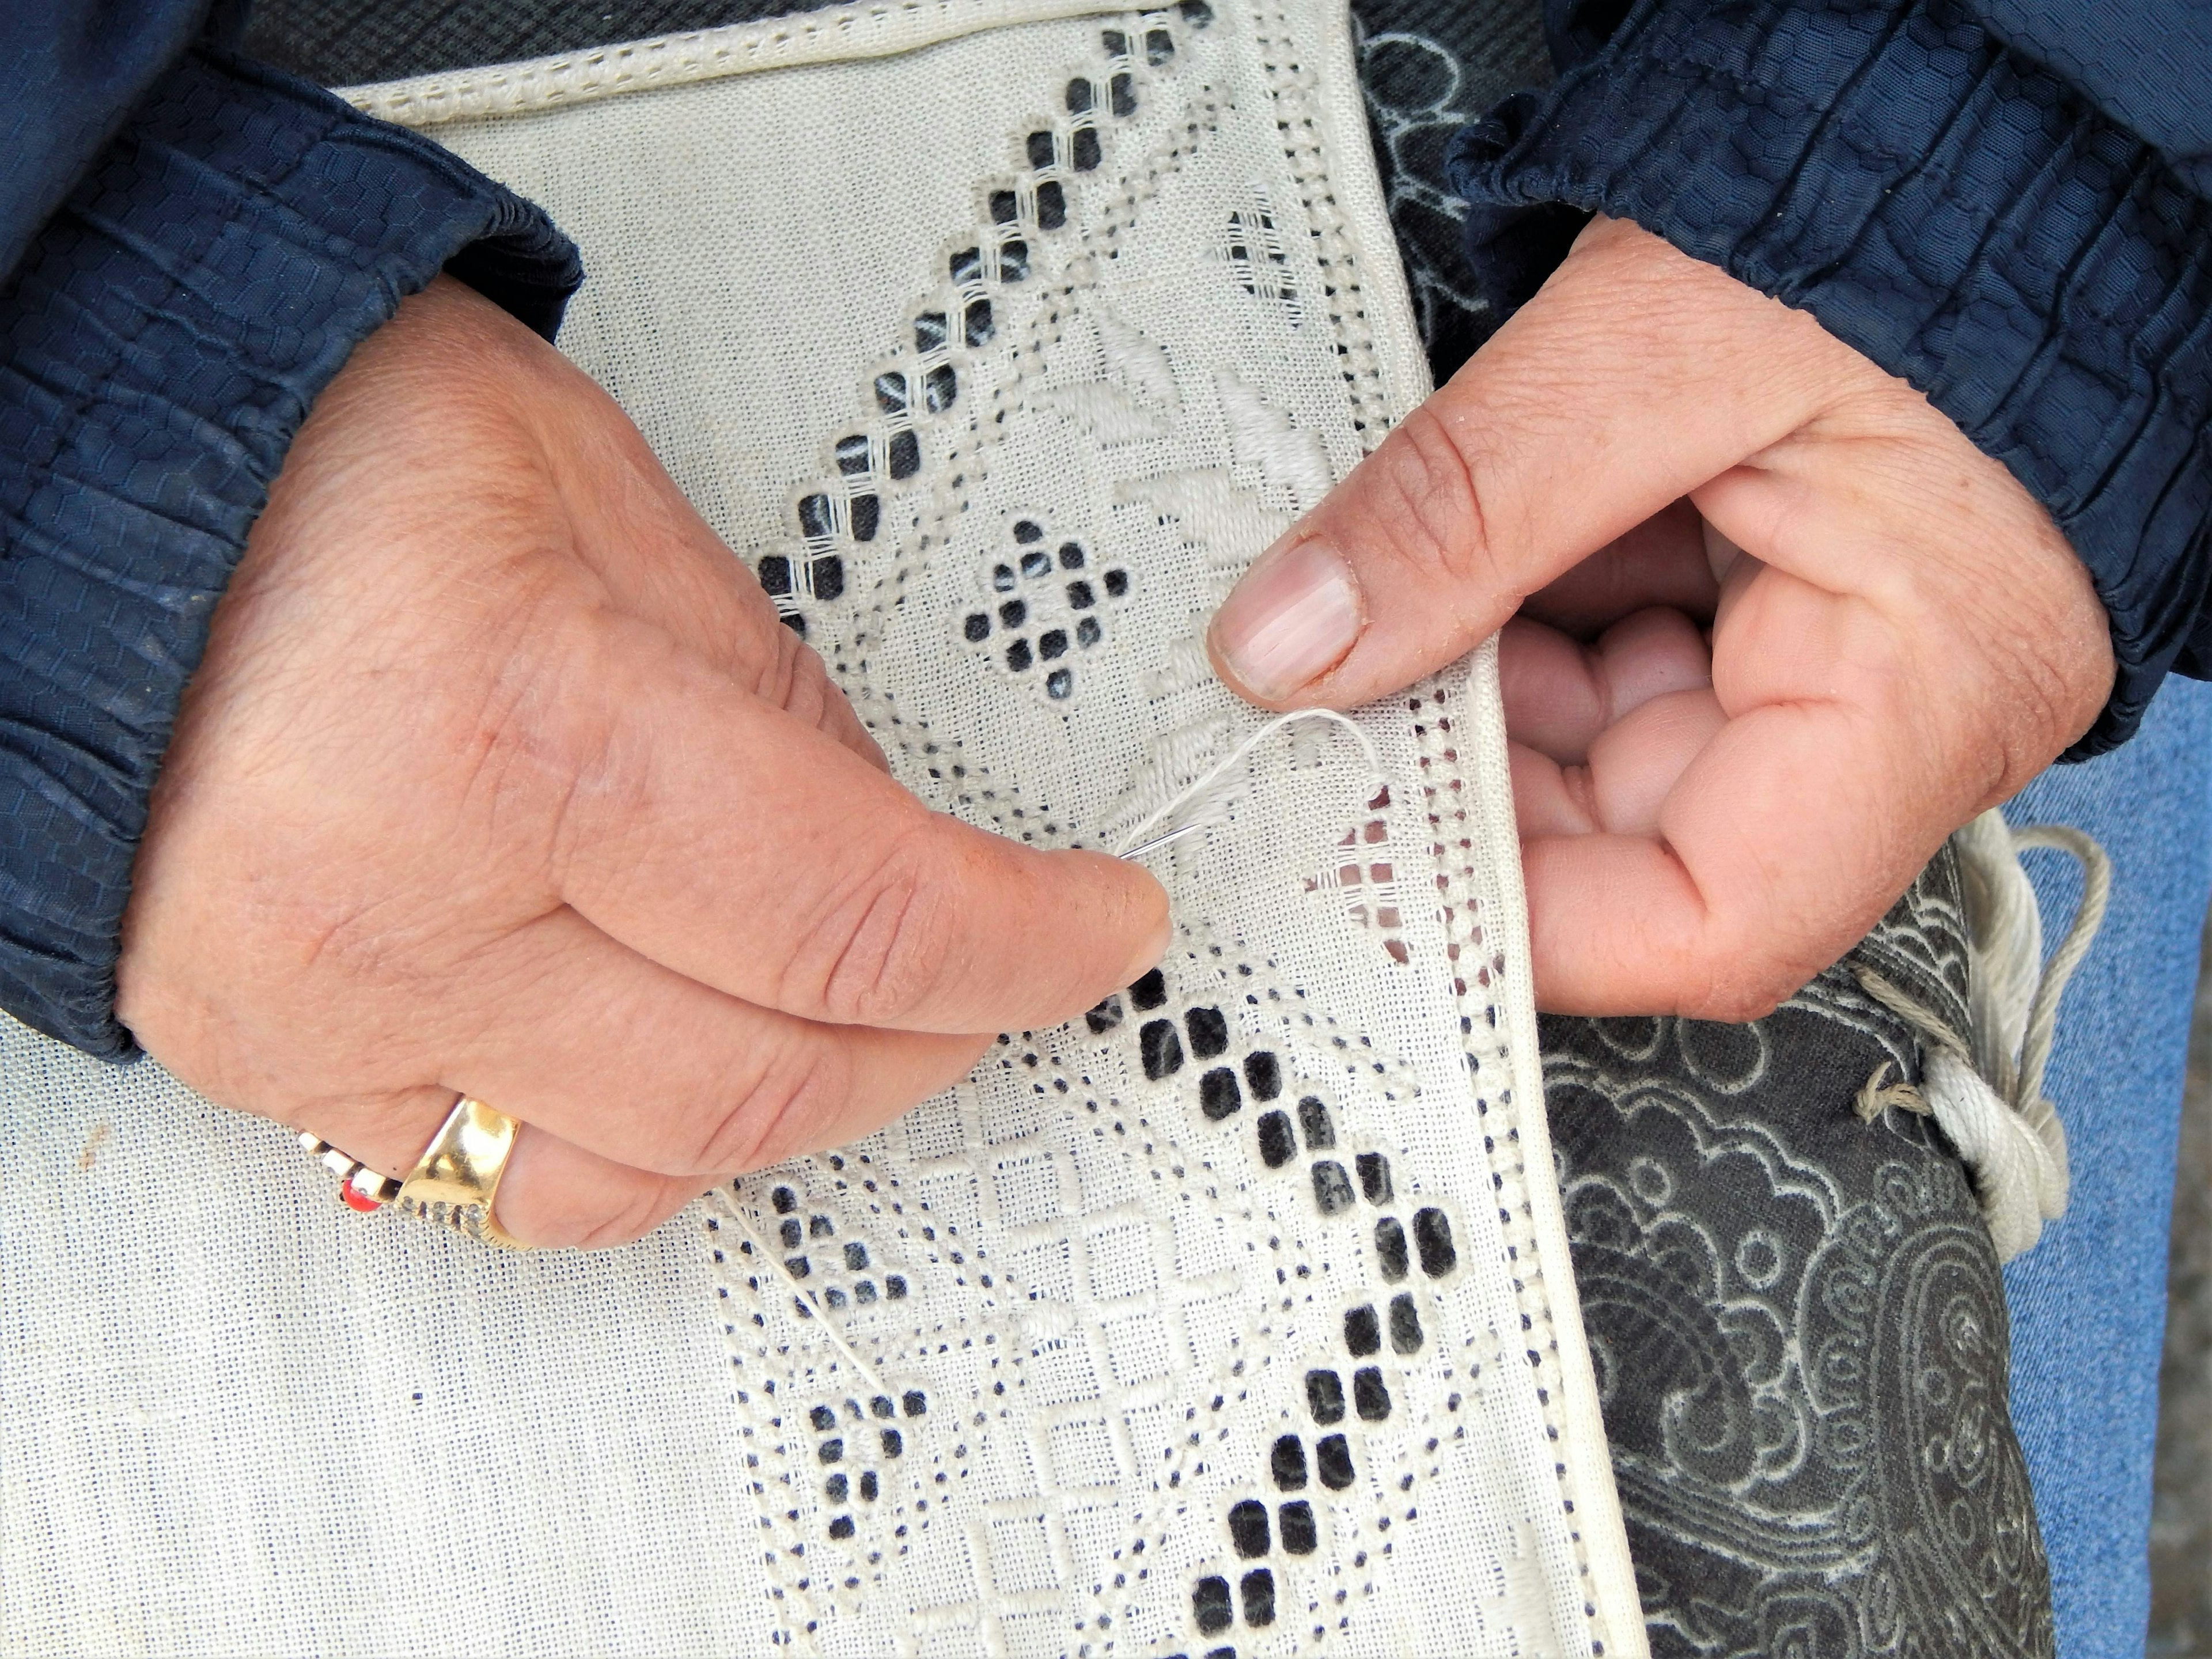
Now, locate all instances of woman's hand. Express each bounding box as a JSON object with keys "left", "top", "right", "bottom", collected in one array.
[
  {"left": 119, "top": 276, "right": 1167, "bottom": 1246},
  {"left": 1209, "top": 217, "right": 2112, "bottom": 1019}
]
